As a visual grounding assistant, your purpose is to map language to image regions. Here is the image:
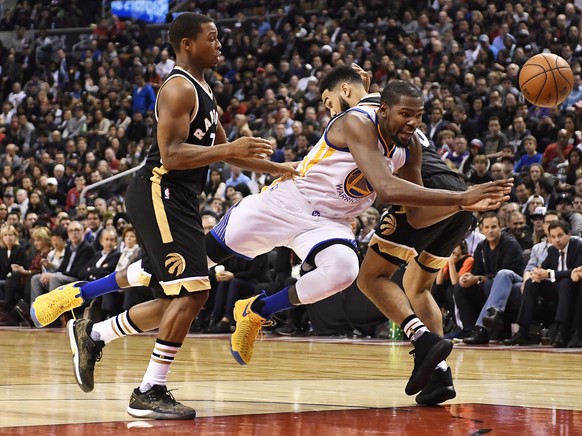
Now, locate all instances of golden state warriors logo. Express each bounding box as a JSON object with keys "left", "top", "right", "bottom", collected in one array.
[
  {"left": 342, "top": 168, "right": 374, "bottom": 199},
  {"left": 380, "top": 213, "right": 397, "bottom": 236},
  {"left": 165, "top": 253, "right": 186, "bottom": 276}
]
